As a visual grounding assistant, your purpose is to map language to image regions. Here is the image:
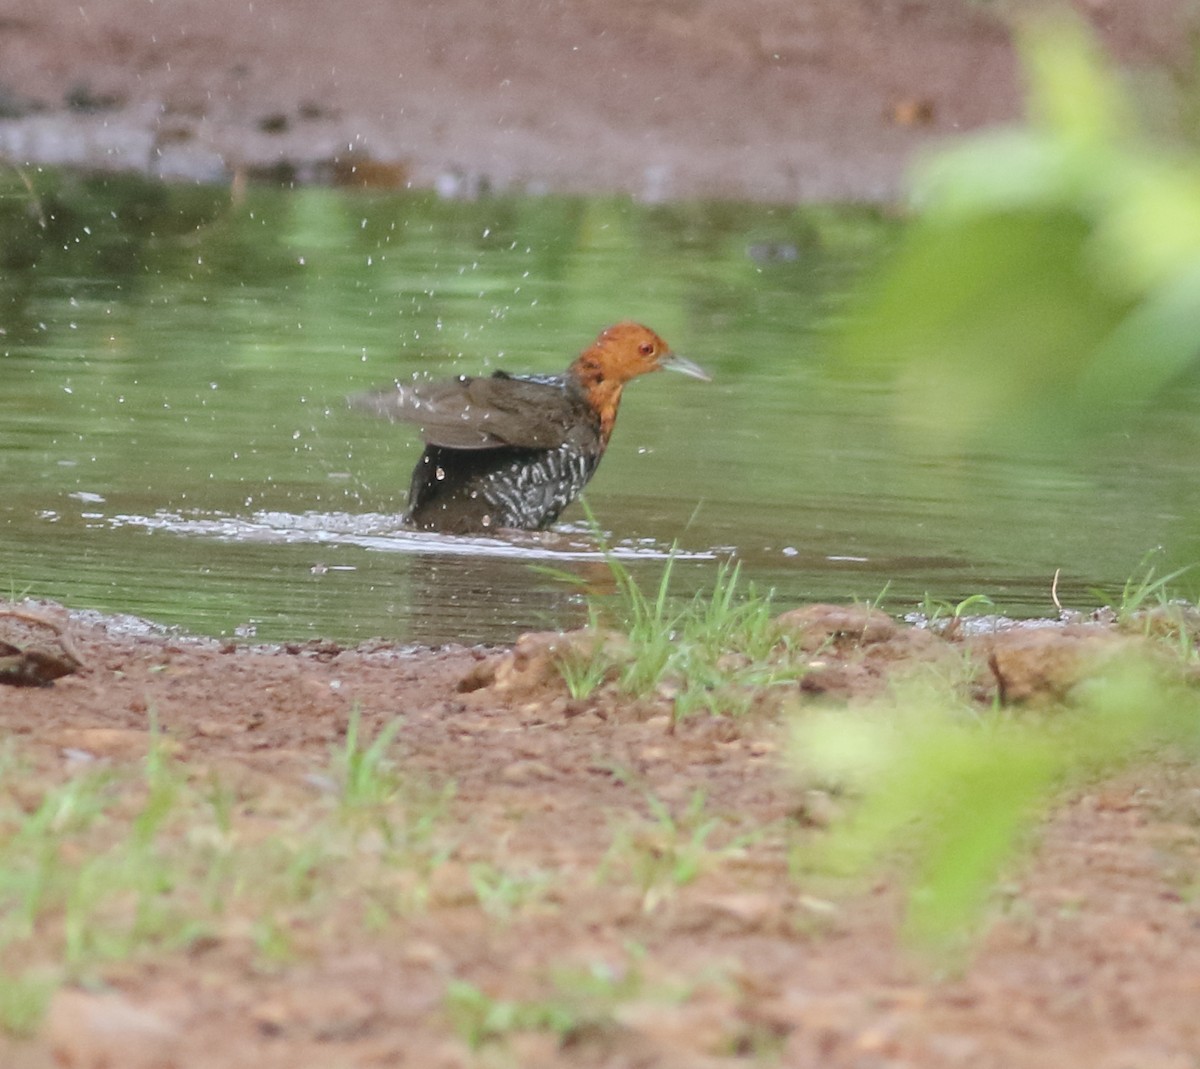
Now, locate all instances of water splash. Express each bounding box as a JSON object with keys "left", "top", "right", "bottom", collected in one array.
[{"left": 109, "top": 509, "right": 718, "bottom": 563}]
